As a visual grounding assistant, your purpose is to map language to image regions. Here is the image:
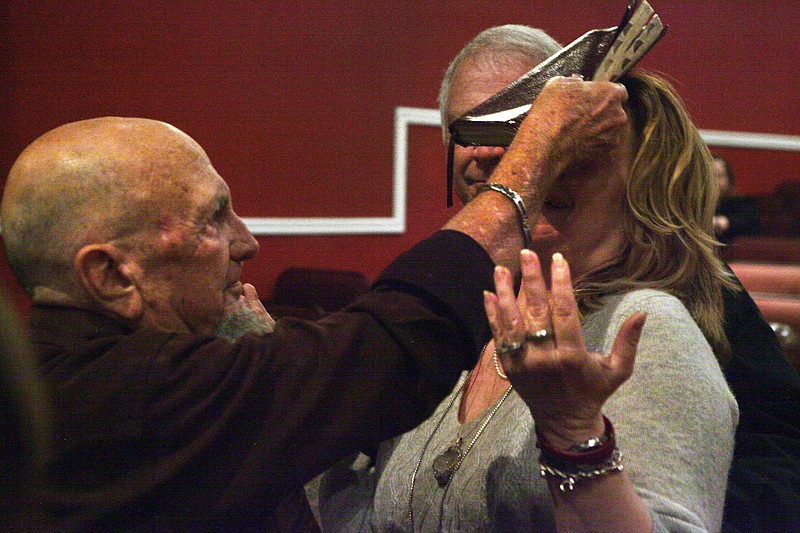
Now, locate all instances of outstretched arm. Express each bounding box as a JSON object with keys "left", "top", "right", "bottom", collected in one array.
[{"left": 484, "top": 249, "right": 651, "bottom": 533}]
